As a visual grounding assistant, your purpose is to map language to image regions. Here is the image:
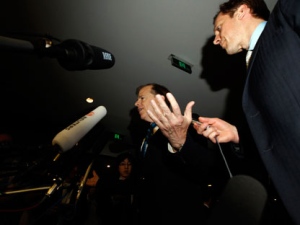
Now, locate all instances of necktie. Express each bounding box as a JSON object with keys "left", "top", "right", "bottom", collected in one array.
[
  {"left": 246, "top": 50, "right": 253, "bottom": 68},
  {"left": 141, "top": 122, "right": 157, "bottom": 157}
]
